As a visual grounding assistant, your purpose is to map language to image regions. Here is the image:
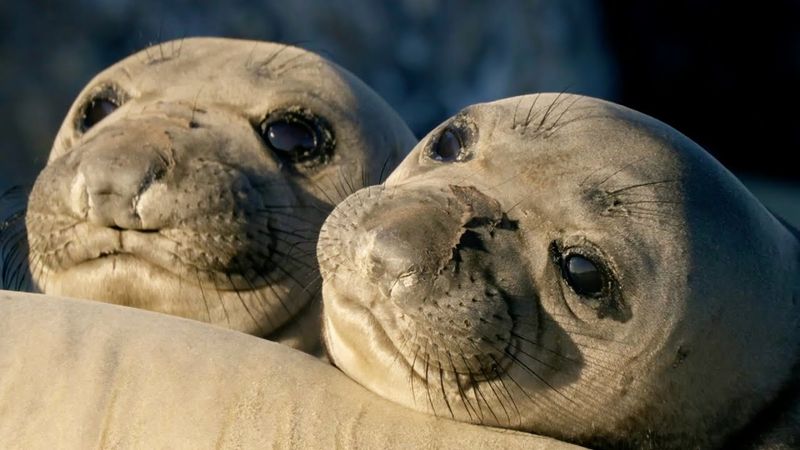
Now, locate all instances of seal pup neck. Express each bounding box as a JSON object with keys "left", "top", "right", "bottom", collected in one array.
[{"left": 722, "top": 217, "right": 800, "bottom": 448}]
